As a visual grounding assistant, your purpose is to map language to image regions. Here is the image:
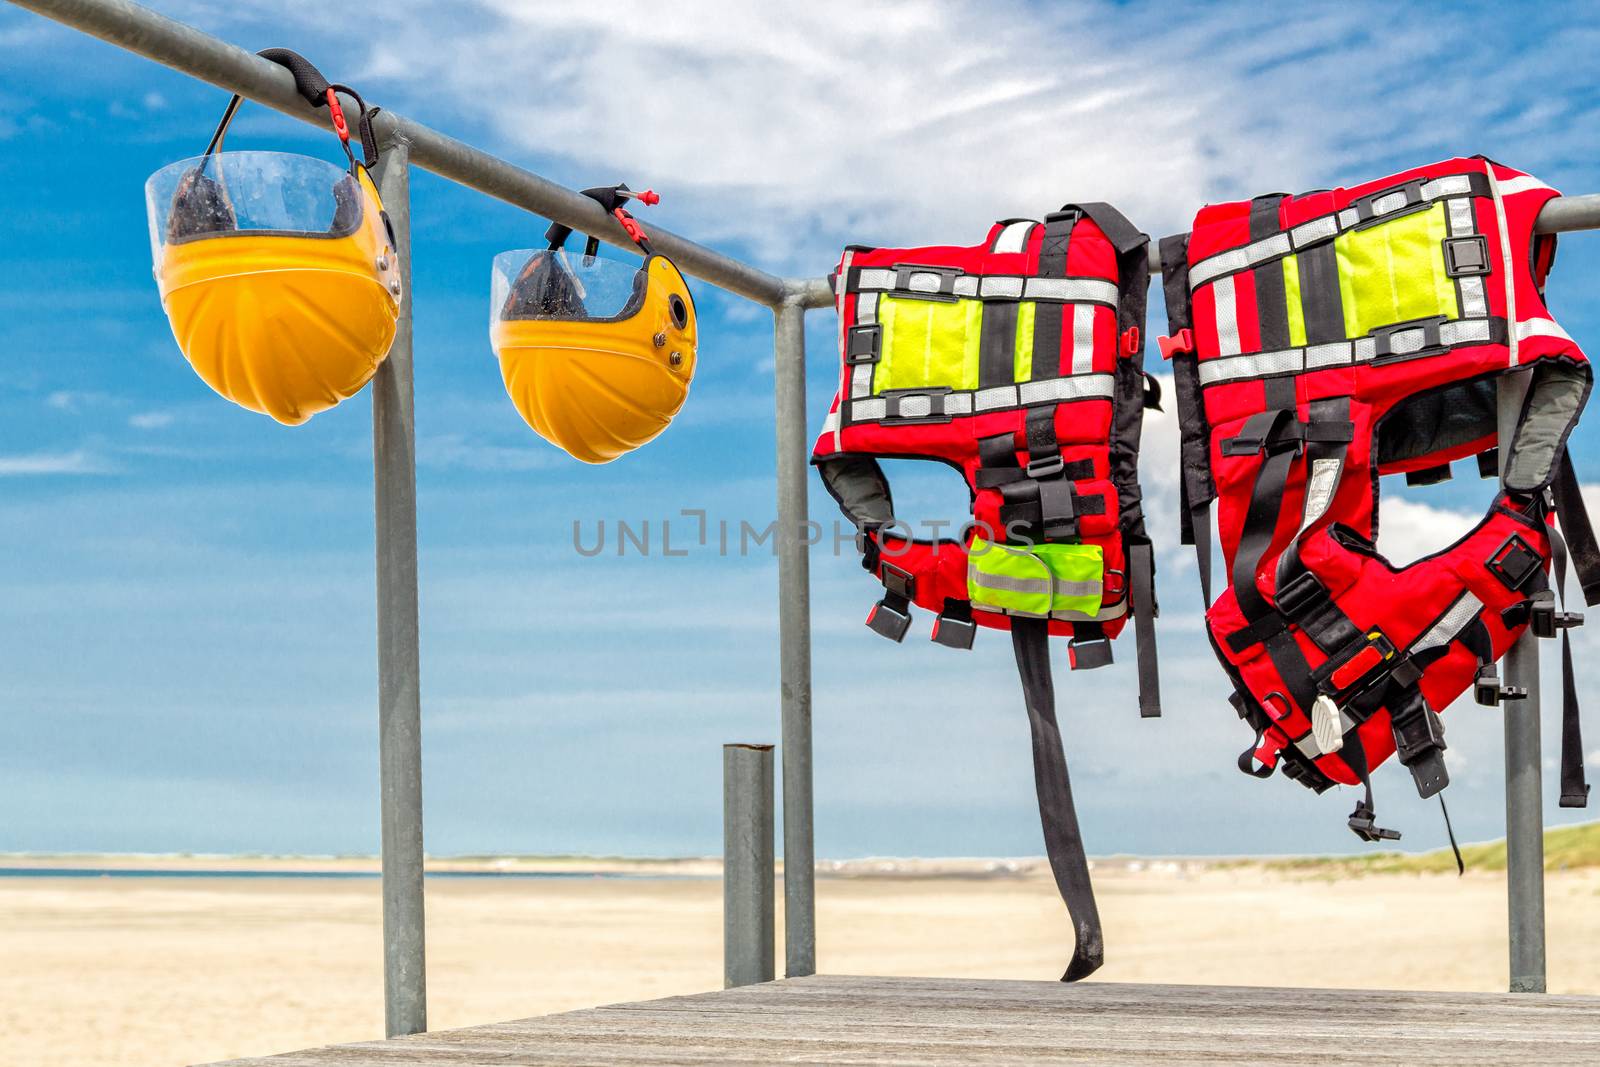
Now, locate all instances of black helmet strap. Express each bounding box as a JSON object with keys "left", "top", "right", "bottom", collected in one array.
[
  {"left": 201, "top": 48, "right": 381, "bottom": 176},
  {"left": 545, "top": 183, "right": 657, "bottom": 259}
]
